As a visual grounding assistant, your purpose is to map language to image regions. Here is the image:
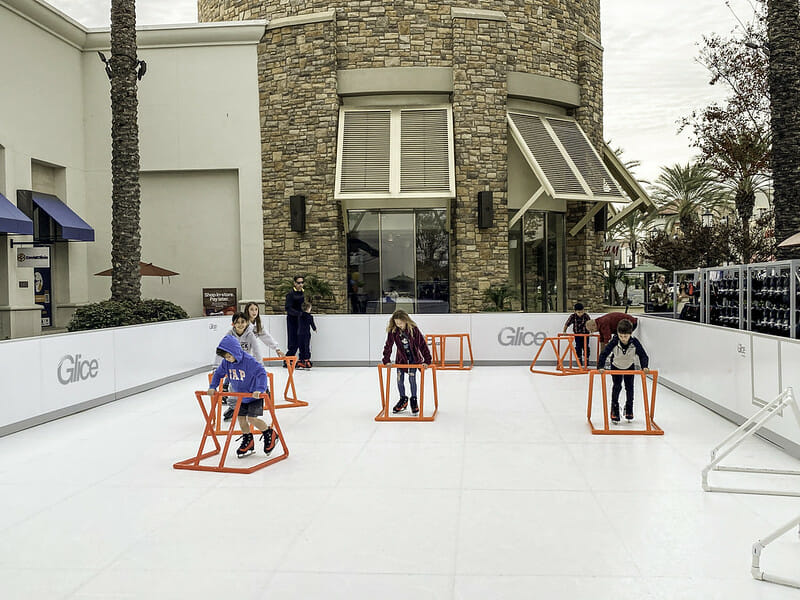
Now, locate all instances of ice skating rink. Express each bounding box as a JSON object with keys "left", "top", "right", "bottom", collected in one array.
[{"left": 1, "top": 365, "right": 798, "bottom": 599}]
